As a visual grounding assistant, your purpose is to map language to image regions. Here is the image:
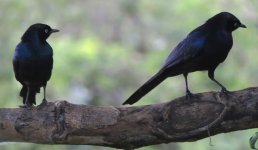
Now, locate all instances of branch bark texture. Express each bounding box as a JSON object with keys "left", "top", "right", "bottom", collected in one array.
[{"left": 1, "top": 87, "right": 258, "bottom": 149}]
